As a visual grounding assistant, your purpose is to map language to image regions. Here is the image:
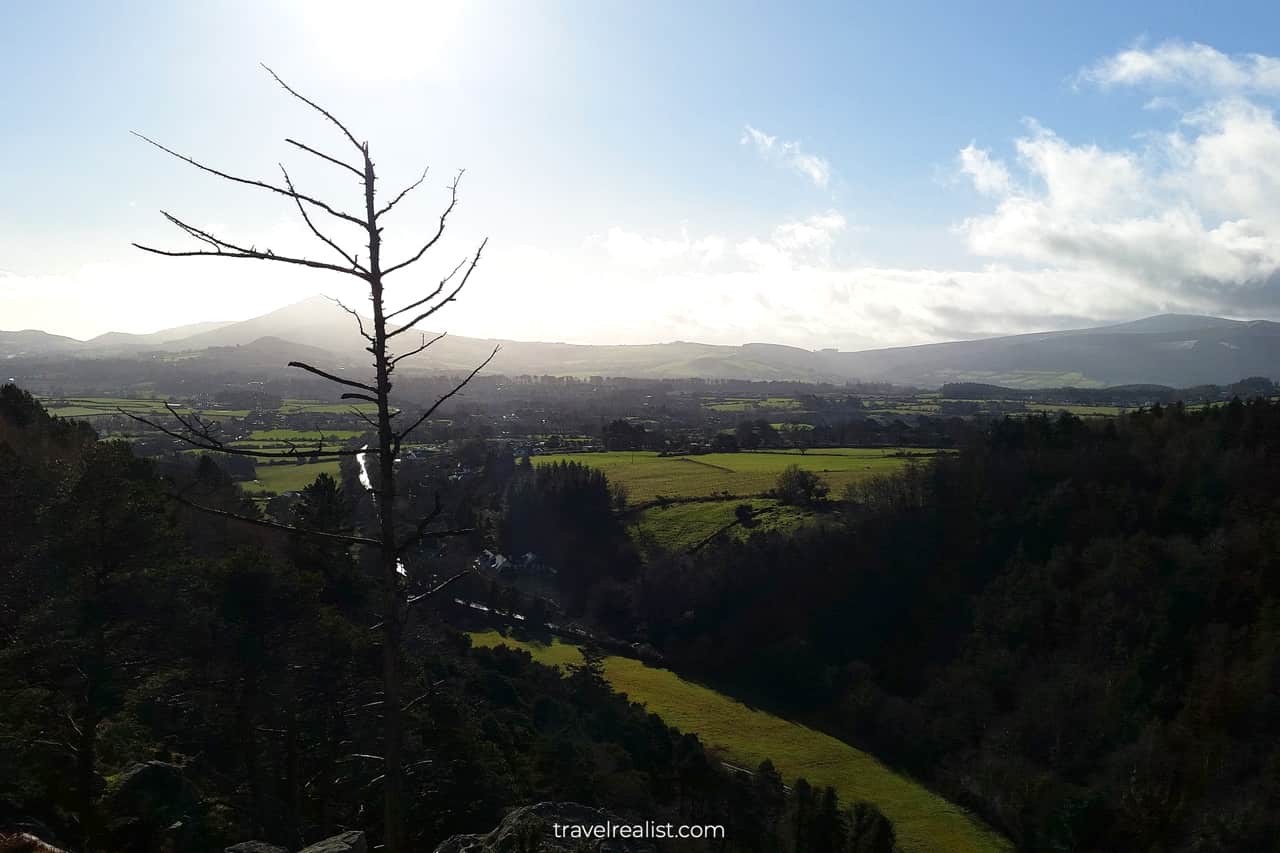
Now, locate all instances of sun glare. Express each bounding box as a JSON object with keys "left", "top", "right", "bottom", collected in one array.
[{"left": 295, "top": 0, "right": 468, "bottom": 82}]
